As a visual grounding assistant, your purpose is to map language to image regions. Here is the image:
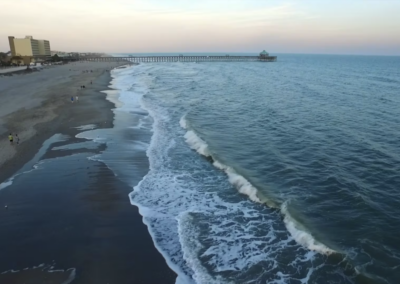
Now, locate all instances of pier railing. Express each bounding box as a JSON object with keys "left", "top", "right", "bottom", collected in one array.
[{"left": 72, "top": 55, "right": 277, "bottom": 63}]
